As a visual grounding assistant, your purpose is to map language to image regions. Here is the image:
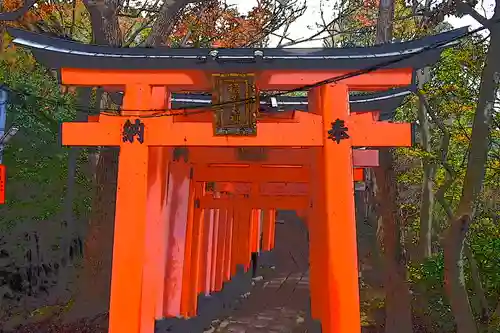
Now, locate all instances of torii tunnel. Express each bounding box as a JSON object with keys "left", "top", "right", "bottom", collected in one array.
[{"left": 8, "top": 27, "right": 465, "bottom": 333}]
